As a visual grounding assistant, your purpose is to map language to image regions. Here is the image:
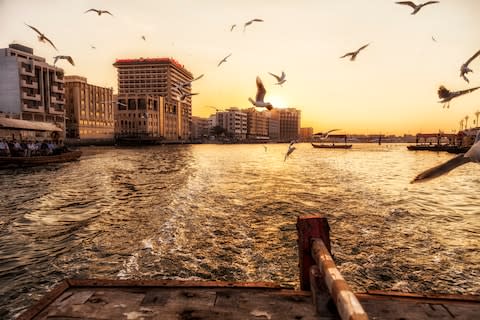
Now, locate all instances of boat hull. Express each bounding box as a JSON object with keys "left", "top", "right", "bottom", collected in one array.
[
  {"left": 0, "top": 150, "right": 82, "bottom": 168},
  {"left": 311, "top": 143, "right": 352, "bottom": 149}
]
